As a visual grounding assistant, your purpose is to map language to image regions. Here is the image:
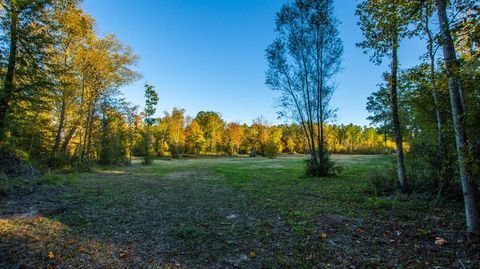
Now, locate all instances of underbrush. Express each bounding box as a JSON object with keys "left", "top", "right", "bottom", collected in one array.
[
  {"left": 365, "top": 148, "right": 463, "bottom": 203},
  {"left": 0, "top": 147, "right": 37, "bottom": 179},
  {"left": 0, "top": 176, "right": 33, "bottom": 197},
  {"left": 43, "top": 154, "right": 95, "bottom": 173},
  {"left": 304, "top": 156, "right": 344, "bottom": 177},
  {"left": 264, "top": 142, "right": 281, "bottom": 159},
  {"left": 37, "top": 174, "right": 77, "bottom": 186},
  {"left": 365, "top": 168, "right": 398, "bottom": 196}
]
